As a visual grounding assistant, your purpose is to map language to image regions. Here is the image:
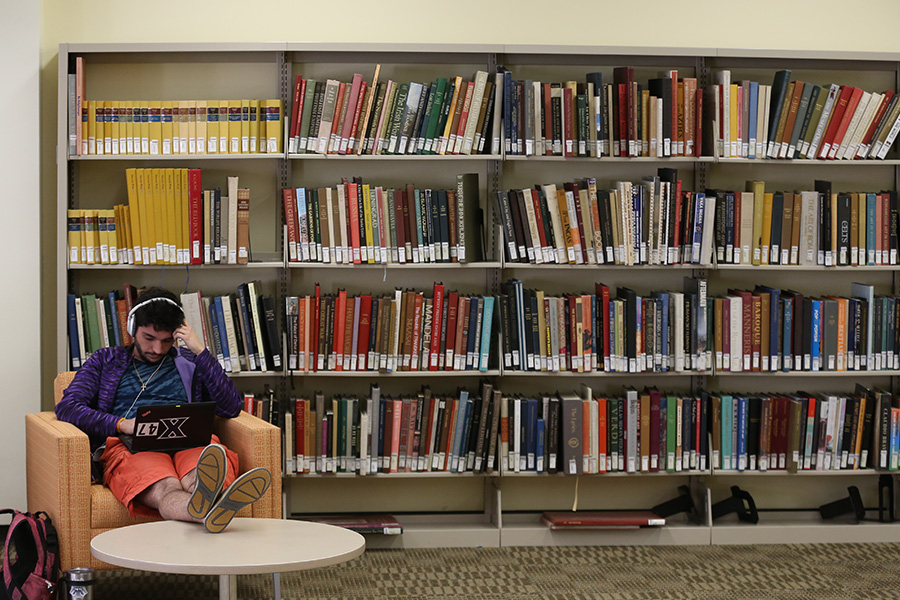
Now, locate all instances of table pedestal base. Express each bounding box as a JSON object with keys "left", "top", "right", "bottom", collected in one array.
[{"left": 218, "top": 573, "right": 282, "bottom": 600}]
